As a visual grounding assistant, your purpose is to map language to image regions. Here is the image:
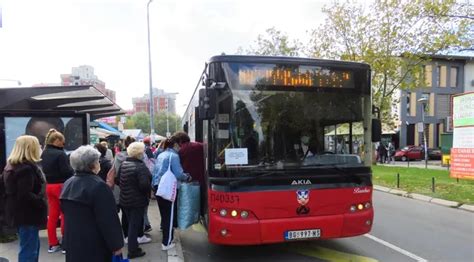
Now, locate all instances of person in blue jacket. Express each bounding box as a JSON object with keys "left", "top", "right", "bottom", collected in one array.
[{"left": 152, "top": 135, "right": 190, "bottom": 251}]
